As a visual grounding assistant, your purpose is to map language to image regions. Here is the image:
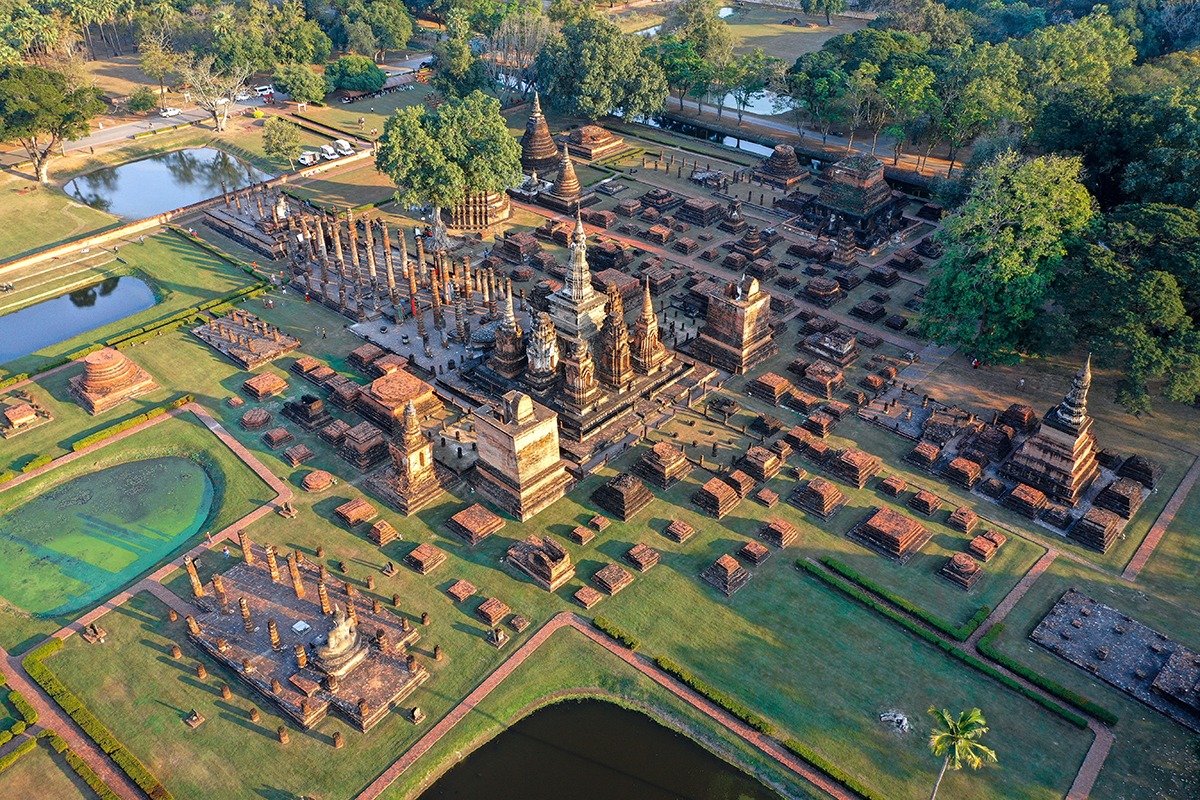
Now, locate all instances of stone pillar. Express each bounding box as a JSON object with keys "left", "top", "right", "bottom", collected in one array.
[
  {"left": 266, "top": 545, "right": 280, "bottom": 582},
  {"left": 185, "top": 557, "right": 205, "bottom": 598},
  {"left": 382, "top": 223, "right": 397, "bottom": 306},
  {"left": 186, "top": 615, "right": 200, "bottom": 635},
  {"left": 268, "top": 618, "right": 282, "bottom": 651},
  {"left": 358, "top": 698, "right": 369, "bottom": 717},
  {"left": 287, "top": 555, "right": 305, "bottom": 599},
  {"left": 318, "top": 582, "right": 332, "bottom": 615},
  {"left": 239, "top": 530, "right": 254, "bottom": 564},
  {"left": 239, "top": 597, "right": 253, "bottom": 632},
  {"left": 431, "top": 269, "right": 444, "bottom": 330},
  {"left": 211, "top": 573, "right": 228, "bottom": 611},
  {"left": 278, "top": 726, "right": 289, "bottom": 744},
  {"left": 295, "top": 643, "right": 308, "bottom": 668},
  {"left": 347, "top": 601, "right": 358, "bottom": 625},
  {"left": 415, "top": 230, "right": 427, "bottom": 283}
]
